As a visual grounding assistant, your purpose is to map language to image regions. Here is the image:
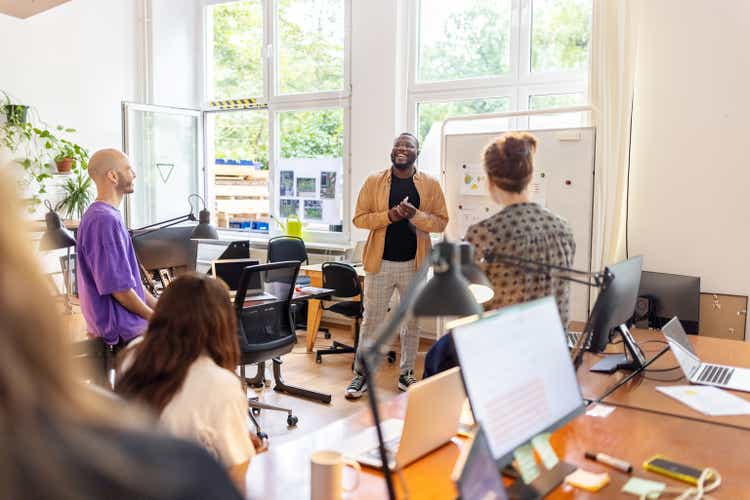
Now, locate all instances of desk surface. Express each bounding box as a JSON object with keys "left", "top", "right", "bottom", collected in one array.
[
  {"left": 247, "top": 391, "right": 750, "bottom": 499},
  {"left": 602, "top": 333, "right": 750, "bottom": 430}
]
